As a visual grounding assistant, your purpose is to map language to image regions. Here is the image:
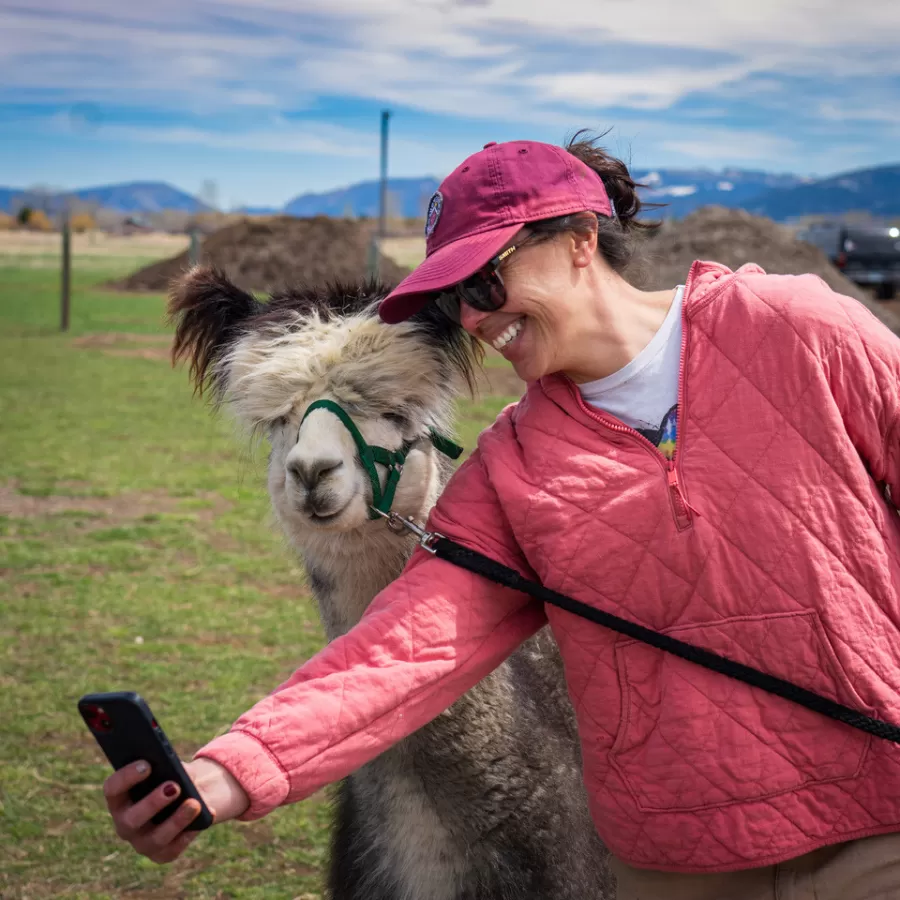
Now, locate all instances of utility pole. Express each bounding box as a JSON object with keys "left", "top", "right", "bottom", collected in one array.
[
  {"left": 370, "top": 109, "right": 391, "bottom": 280},
  {"left": 379, "top": 109, "right": 391, "bottom": 242}
]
